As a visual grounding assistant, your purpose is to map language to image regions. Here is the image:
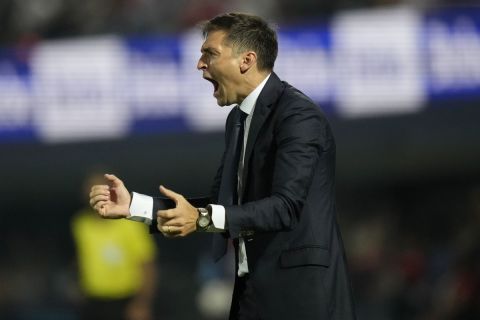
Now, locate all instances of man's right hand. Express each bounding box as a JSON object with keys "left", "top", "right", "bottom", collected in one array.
[{"left": 89, "top": 174, "right": 131, "bottom": 218}]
